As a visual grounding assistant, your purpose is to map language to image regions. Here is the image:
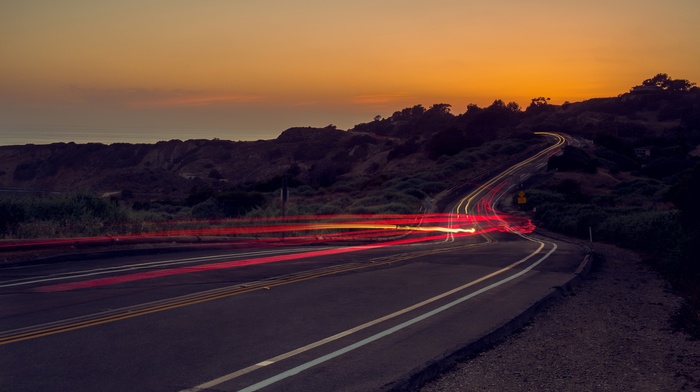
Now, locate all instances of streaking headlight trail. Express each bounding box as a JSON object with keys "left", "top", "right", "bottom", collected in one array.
[{"left": 1, "top": 211, "right": 531, "bottom": 251}]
